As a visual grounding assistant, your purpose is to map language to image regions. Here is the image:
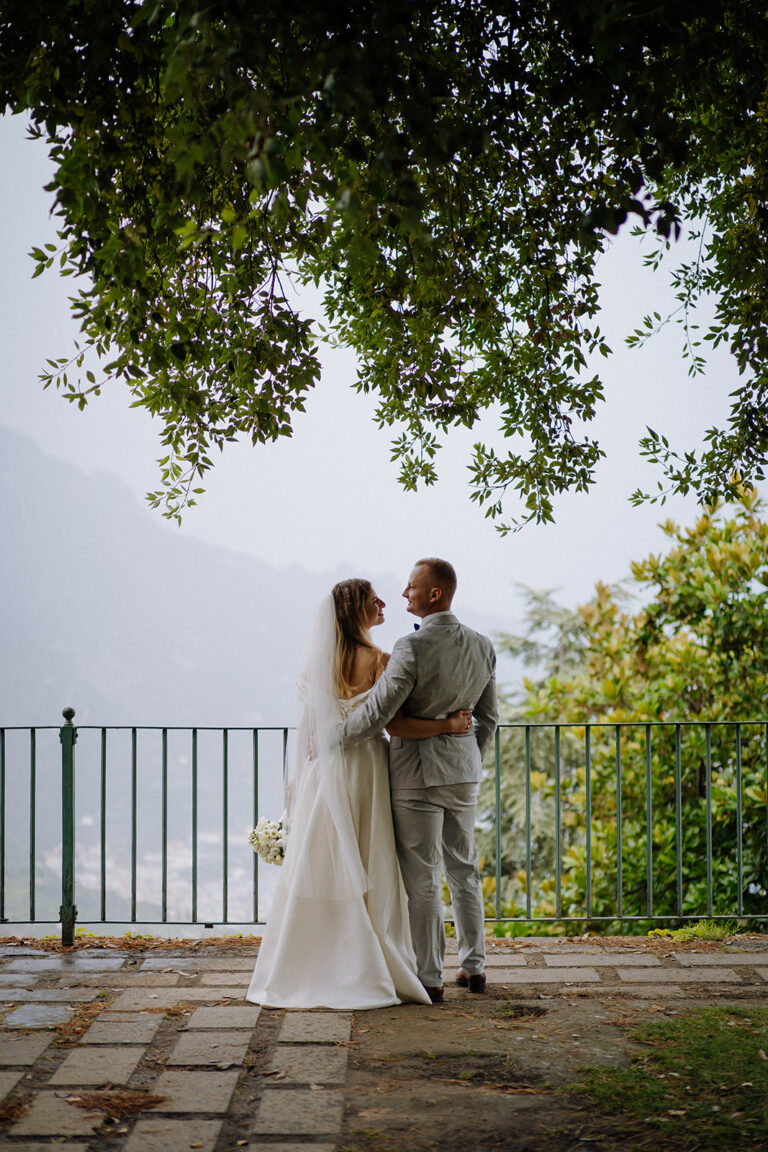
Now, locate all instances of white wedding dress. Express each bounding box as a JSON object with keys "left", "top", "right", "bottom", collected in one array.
[{"left": 246, "top": 689, "right": 430, "bottom": 1009}]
